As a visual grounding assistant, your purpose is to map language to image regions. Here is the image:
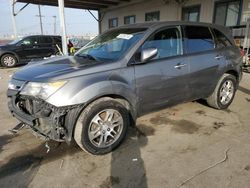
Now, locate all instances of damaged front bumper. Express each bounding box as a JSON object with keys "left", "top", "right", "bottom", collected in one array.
[{"left": 7, "top": 89, "right": 83, "bottom": 143}]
